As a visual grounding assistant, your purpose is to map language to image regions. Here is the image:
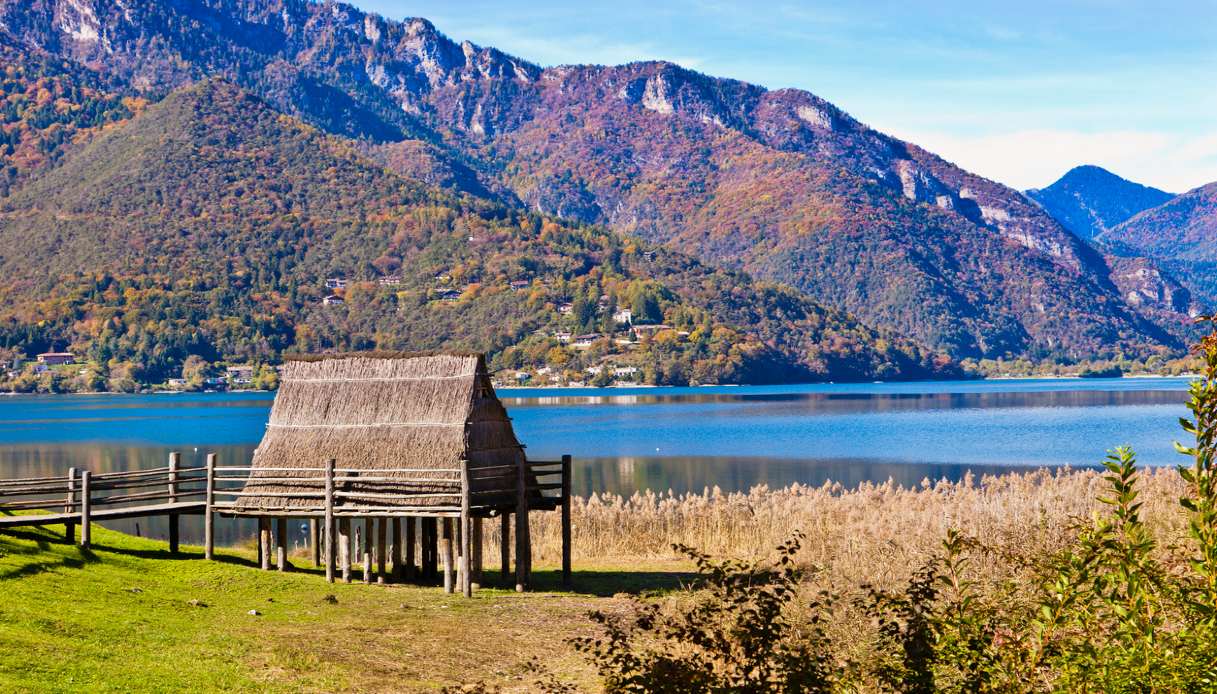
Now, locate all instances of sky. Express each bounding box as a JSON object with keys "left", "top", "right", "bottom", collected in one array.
[{"left": 354, "top": 1, "right": 1217, "bottom": 193}]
